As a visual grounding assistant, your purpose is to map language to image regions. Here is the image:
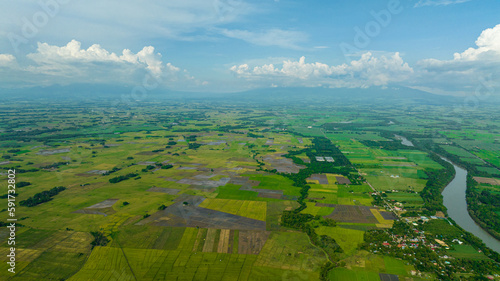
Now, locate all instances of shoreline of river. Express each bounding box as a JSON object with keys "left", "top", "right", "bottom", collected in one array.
[
  {"left": 441, "top": 158, "right": 500, "bottom": 253},
  {"left": 394, "top": 134, "right": 500, "bottom": 253}
]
